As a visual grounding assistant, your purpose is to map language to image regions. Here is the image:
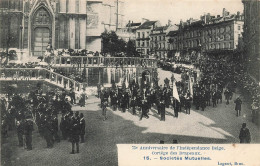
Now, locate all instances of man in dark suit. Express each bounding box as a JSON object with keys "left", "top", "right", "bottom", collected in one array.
[
  {"left": 234, "top": 96, "right": 242, "bottom": 117},
  {"left": 140, "top": 99, "right": 149, "bottom": 120},
  {"left": 70, "top": 116, "right": 80, "bottom": 154},
  {"left": 212, "top": 90, "right": 217, "bottom": 107},
  {"left": 172, "top": 98, "right": 180, "bottom": 118},
  {"left": 239, "top": 123, "right": 251, "bottom": 143},
  {"left": 24, "top": 117, "right": 34, "bottom": 150},
  {"left": 160, "top": 100, "right": 166, "bottom": 121}
]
